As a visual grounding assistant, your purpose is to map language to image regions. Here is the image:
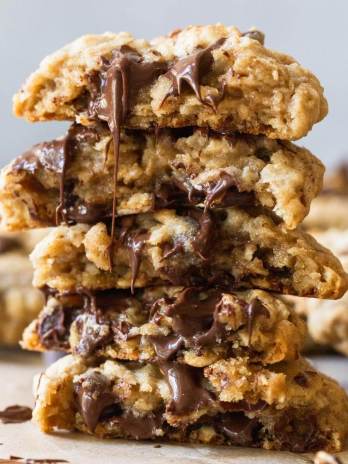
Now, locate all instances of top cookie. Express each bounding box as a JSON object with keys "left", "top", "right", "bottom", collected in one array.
[{"left": 13, "top": 24, "right": 327, "bottom": 140}]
